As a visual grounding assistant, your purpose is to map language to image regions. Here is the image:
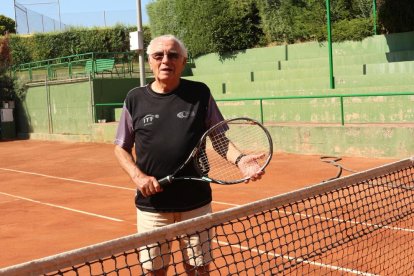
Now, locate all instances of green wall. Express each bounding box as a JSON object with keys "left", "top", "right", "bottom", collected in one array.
[
  {"left": 216, "top": 95, "right": 414, "bottom": 124},
  {"left": 17, "top": 78, "right": 140, "bottom": 138},
  {"left": 50, "top": 82, "right": 93, "bottom": 135},
  {"left": 22, "top": 85, "right": 50, "bottom": 134},
  {"left": 24, "top": 81, "right": 92, "bottom": 135},
  {"left": 185, "top": 31, "right": 414, "bottom": 97},
  {"left": 271, "top": 125, "right": 414, "bottom": 158}
]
